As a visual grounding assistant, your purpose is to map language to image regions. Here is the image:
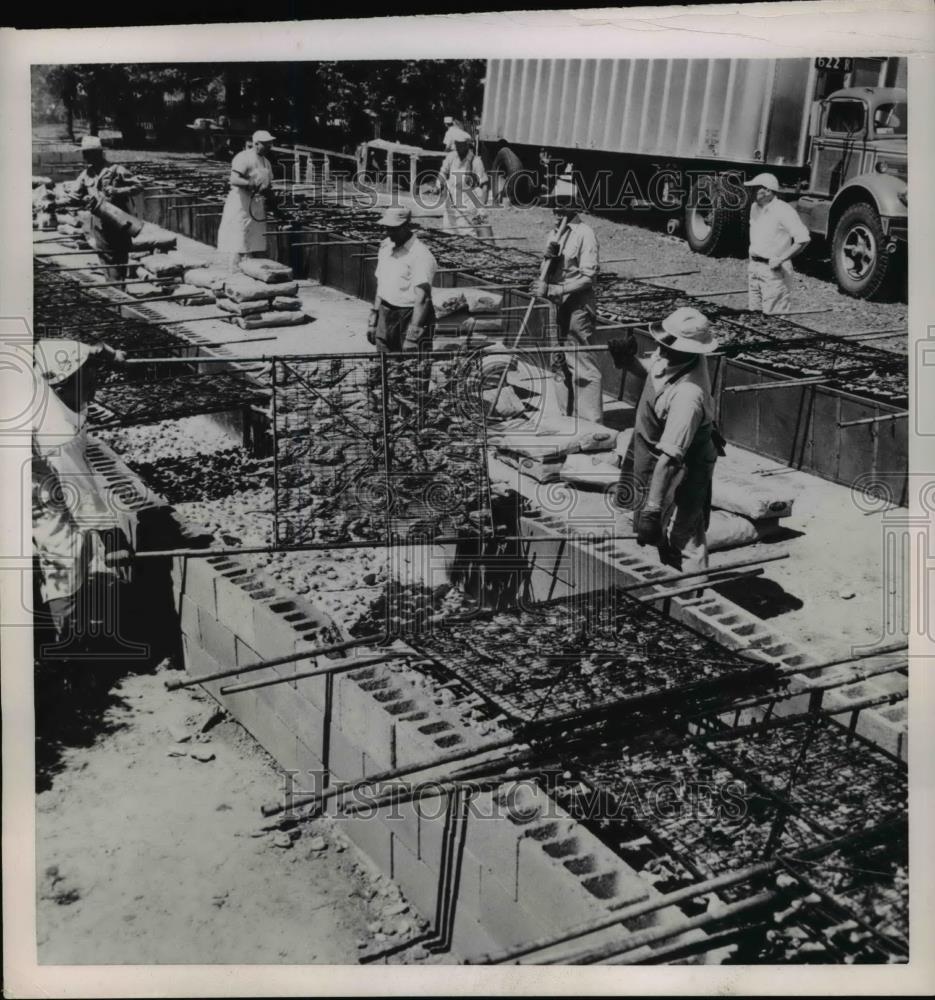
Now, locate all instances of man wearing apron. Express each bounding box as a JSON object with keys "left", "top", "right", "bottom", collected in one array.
[
  {"left": 435, "top": 129, "right": 490, "bottom": 236},
  {"left": 609, "top": 307, "right": 723, "bottom": 573},
  {"left": 533, "top": 169, "right": 603, "bottom": 423}
]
